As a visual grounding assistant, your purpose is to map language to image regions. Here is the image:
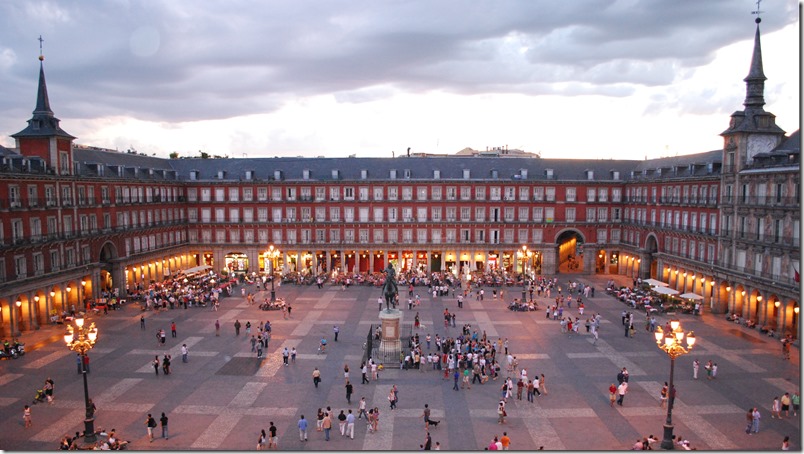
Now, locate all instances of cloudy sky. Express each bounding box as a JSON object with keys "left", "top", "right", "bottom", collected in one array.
[{"left": 0, "top": 1, "right": 799, "bottom": 160}]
